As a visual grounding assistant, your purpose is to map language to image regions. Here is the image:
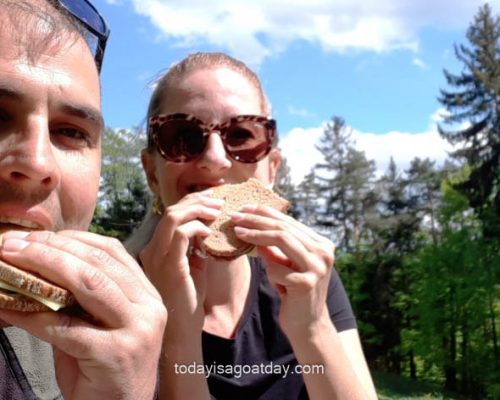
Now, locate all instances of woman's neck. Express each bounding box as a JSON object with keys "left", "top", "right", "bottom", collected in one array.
[{"left": 203, "top": 256, "right": 253, "bottom": 338}]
